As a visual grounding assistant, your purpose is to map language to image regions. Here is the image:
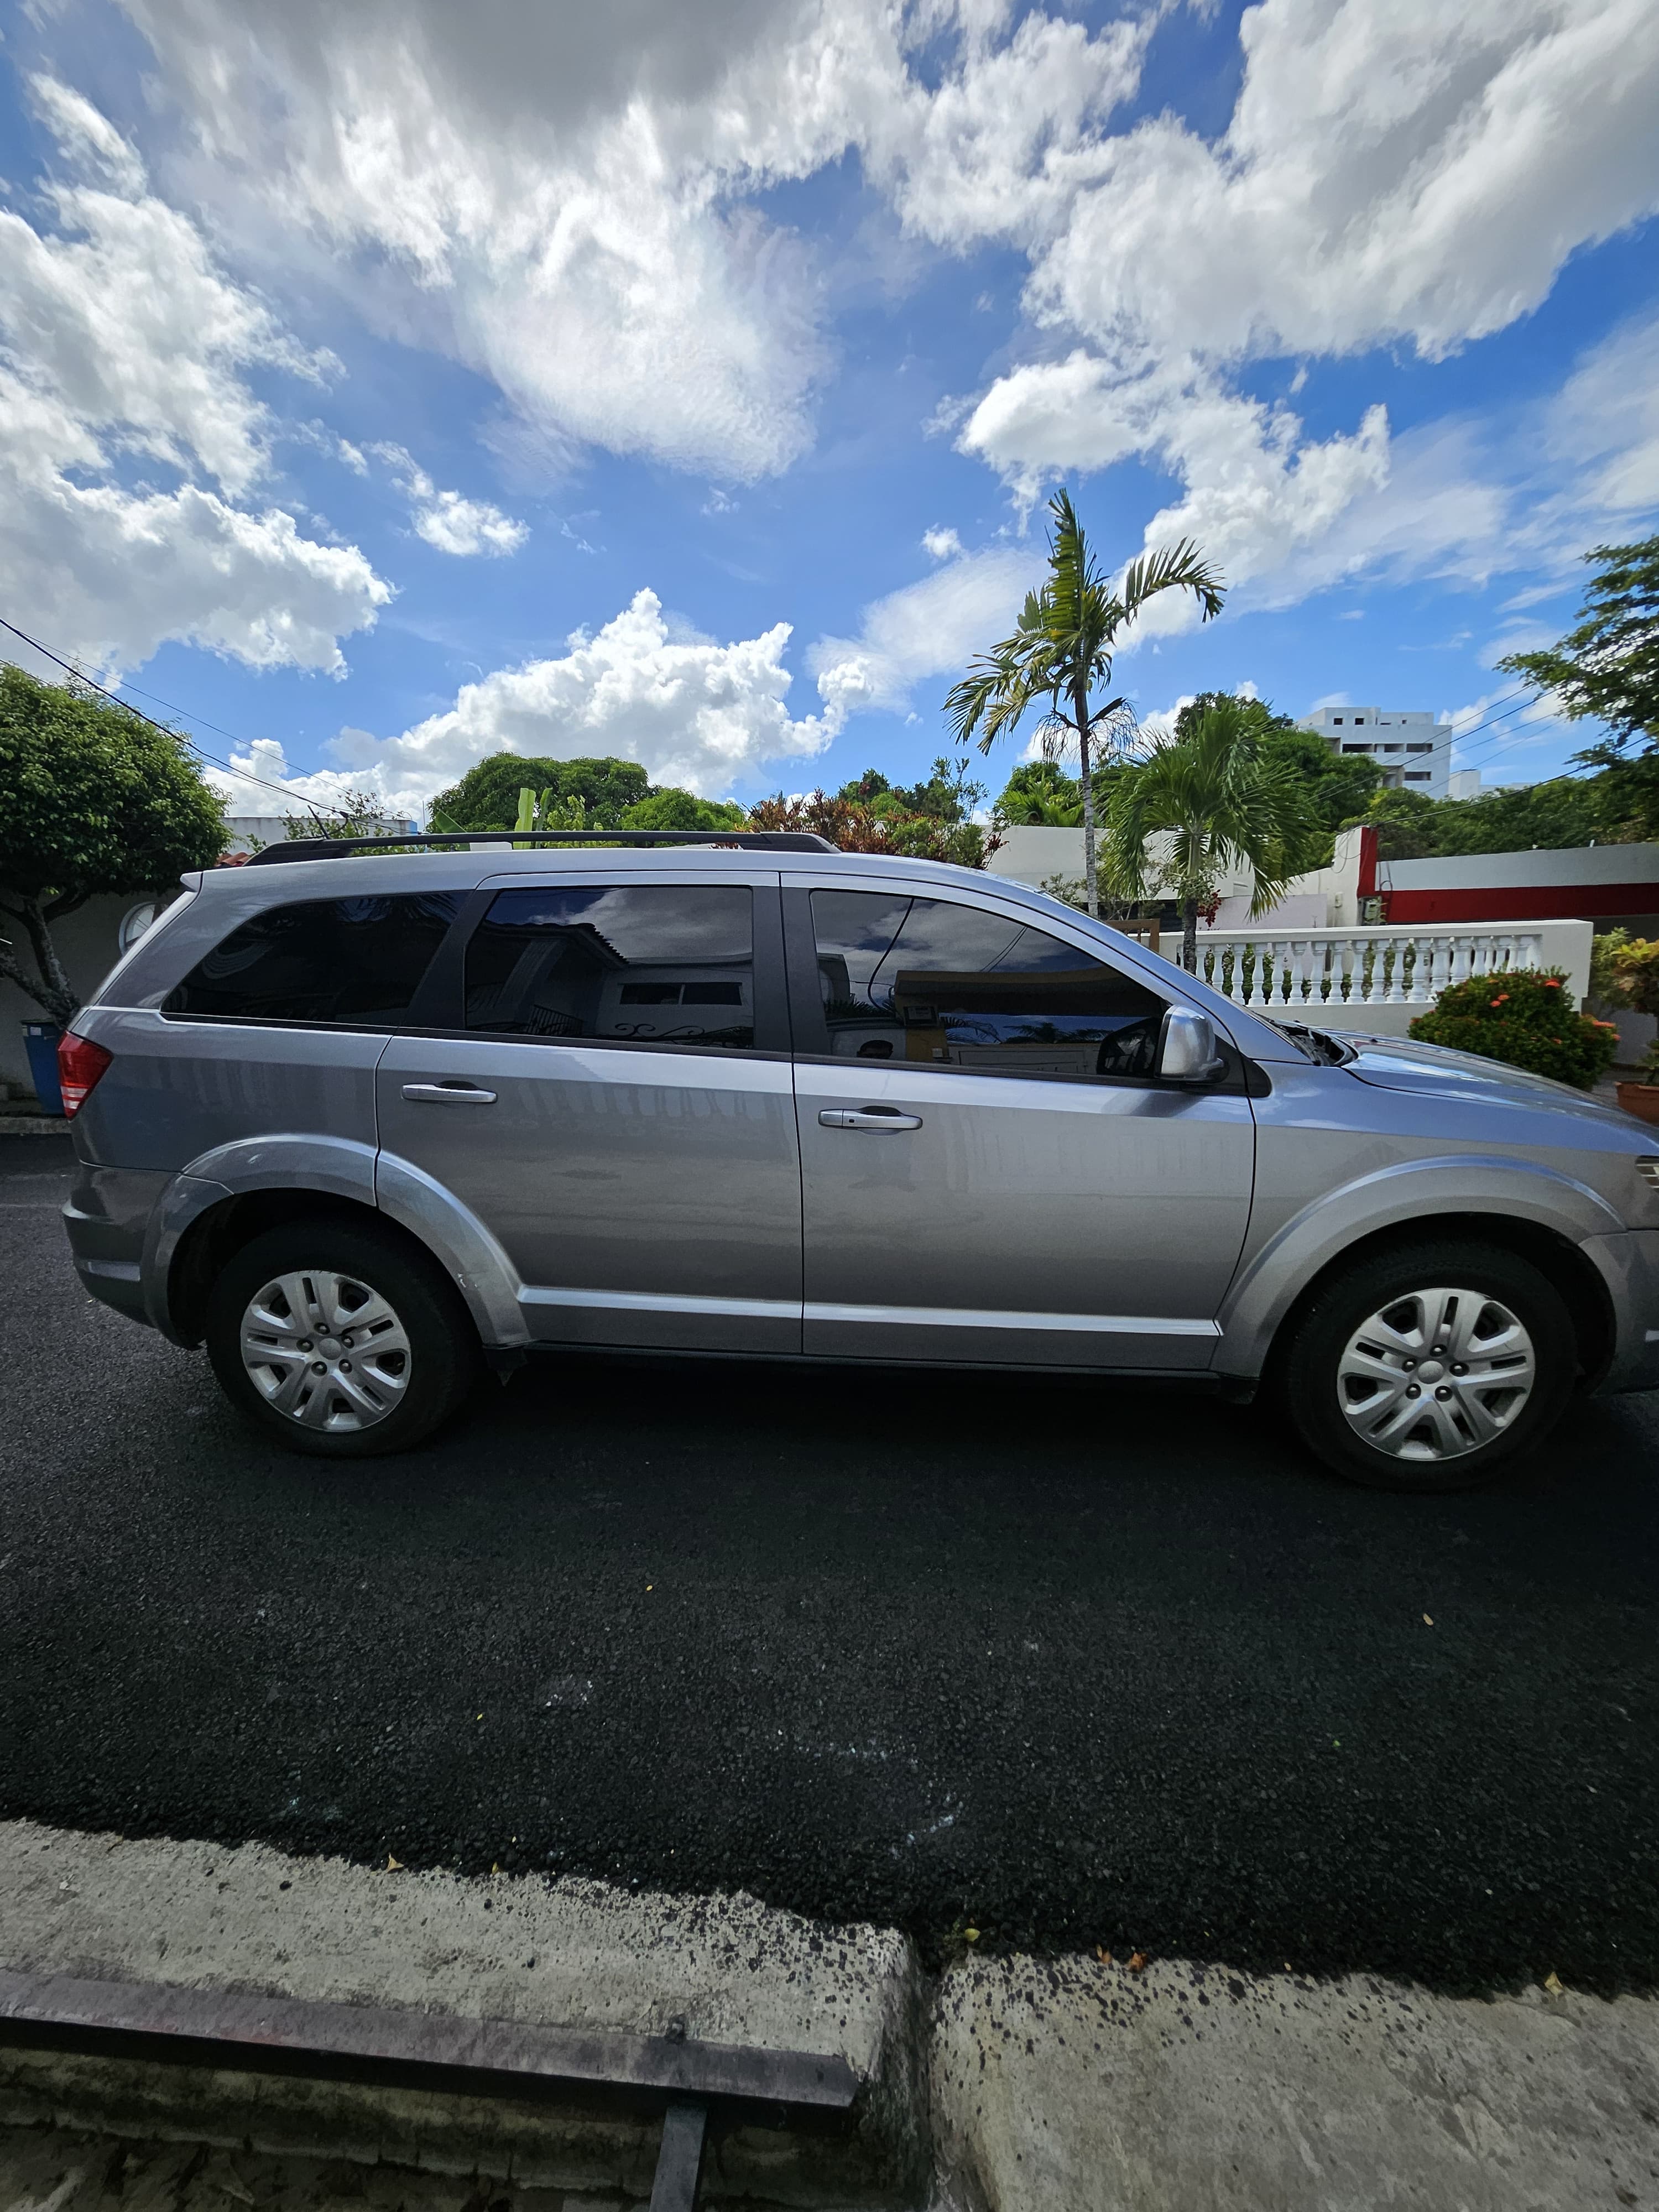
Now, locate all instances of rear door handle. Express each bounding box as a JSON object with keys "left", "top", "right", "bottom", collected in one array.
[
  {"left": 402, "top": 1082, "right": 497, "bottom": 1105},
  {"left": 818, "top": 1107, "right": 923, "bottom": 1131}
]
